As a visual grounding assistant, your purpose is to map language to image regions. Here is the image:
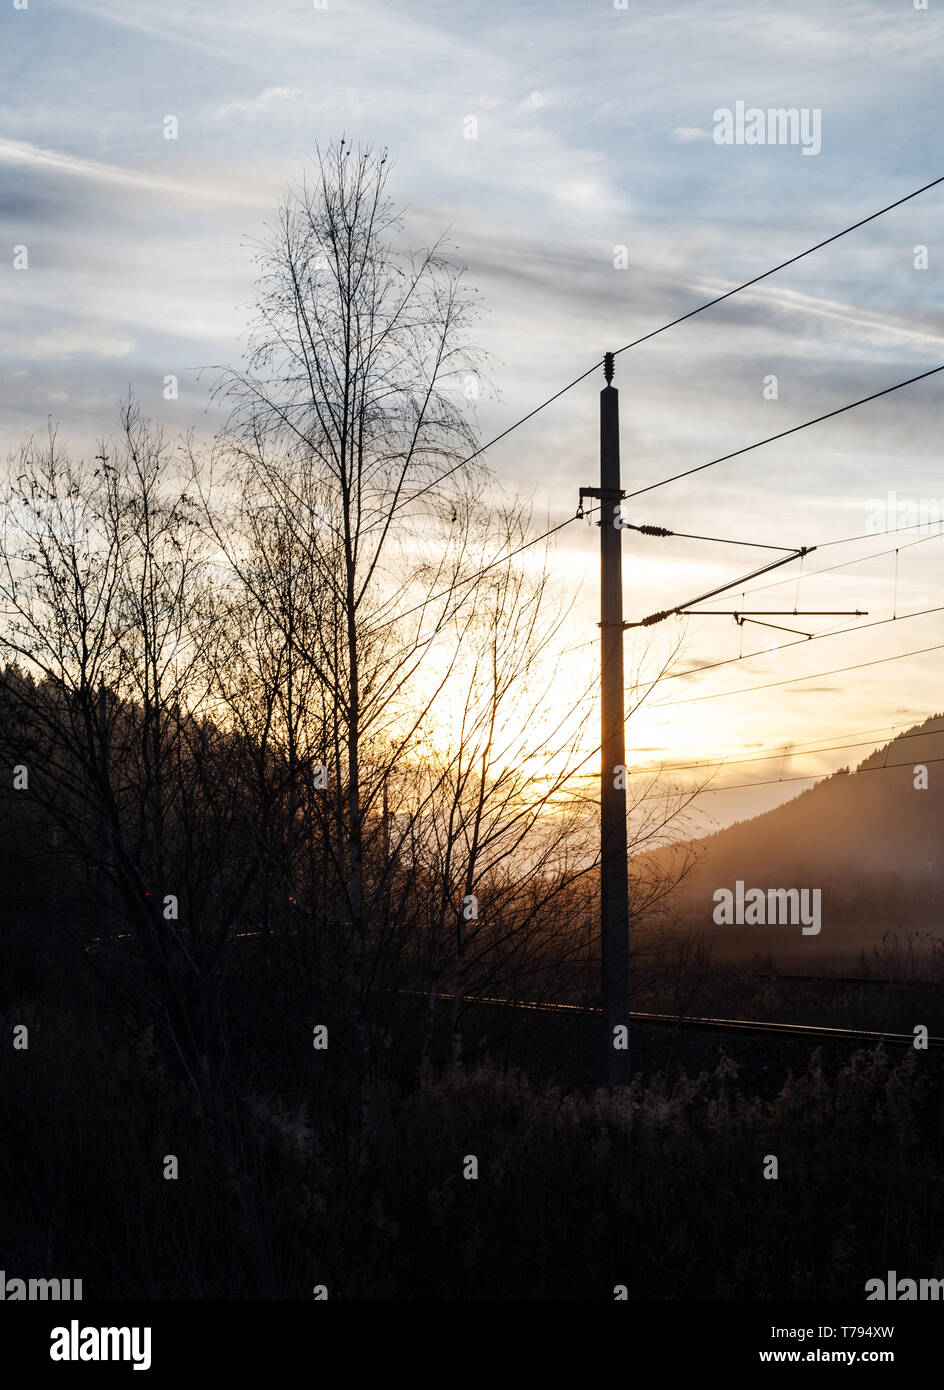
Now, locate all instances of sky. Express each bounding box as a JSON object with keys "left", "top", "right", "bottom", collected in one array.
[{"left": 2, "top": 0, "right": 943, "bottom": 834}]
